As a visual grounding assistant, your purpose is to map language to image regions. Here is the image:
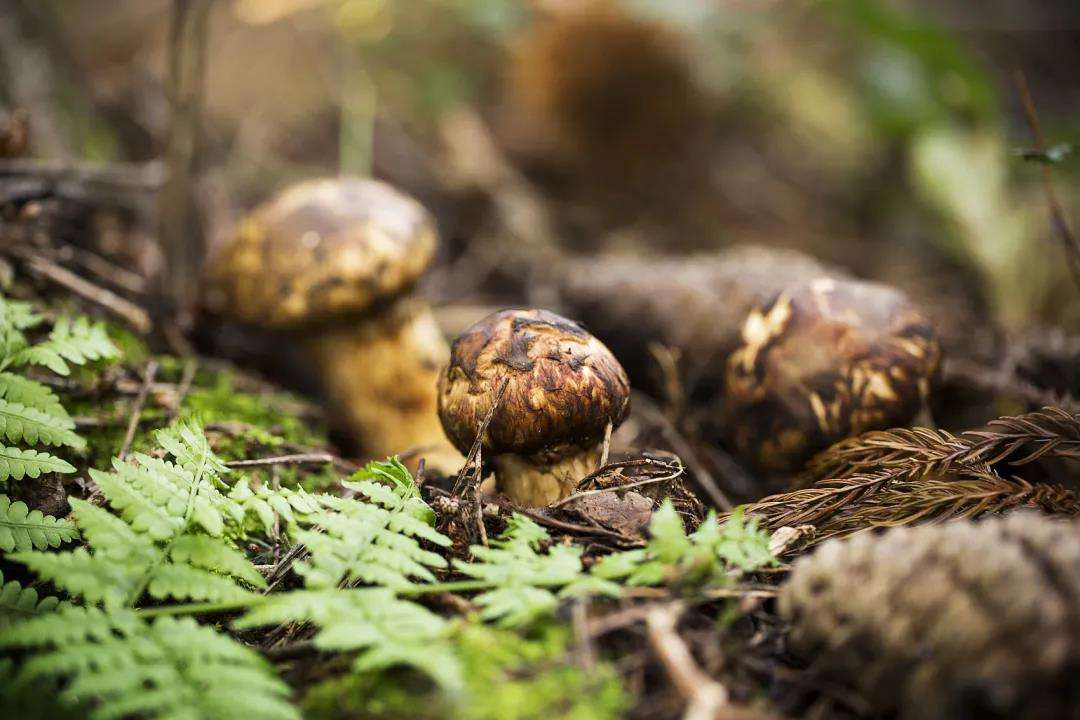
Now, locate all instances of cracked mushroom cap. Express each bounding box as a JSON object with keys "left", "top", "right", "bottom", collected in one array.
[
  {"left": 724, "top": 277, "right": 940, "bottom": 473},
  {"left": 203, "top": 177, "right": 437, "bottom": 328},
  {"left": 438, "top": 309, "right": 630, "bottom": 459}
]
